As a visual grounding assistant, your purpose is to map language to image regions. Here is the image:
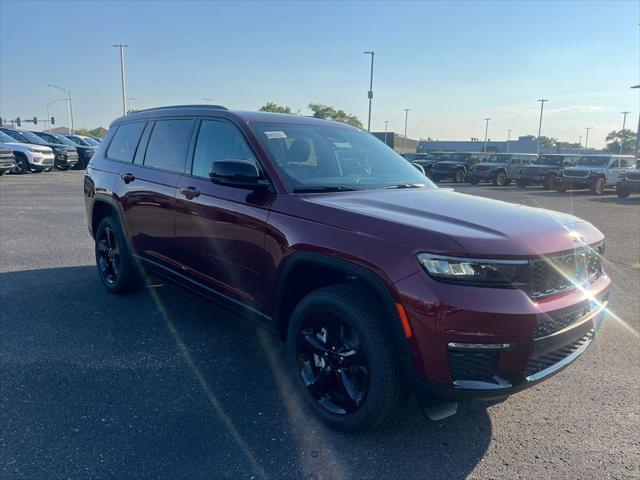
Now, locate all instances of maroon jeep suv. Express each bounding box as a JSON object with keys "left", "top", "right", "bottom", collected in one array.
[{"left": 84, "top": 105, "right": 610, "bottom": 432}]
